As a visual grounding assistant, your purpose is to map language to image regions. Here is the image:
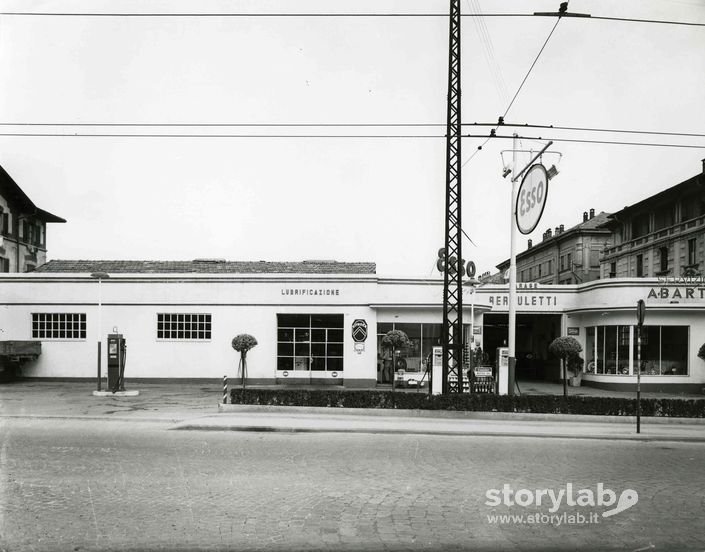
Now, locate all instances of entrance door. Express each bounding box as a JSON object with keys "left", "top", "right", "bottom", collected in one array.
[{"left": 482, "top": 313, "right": 561, "bottom": 381}]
